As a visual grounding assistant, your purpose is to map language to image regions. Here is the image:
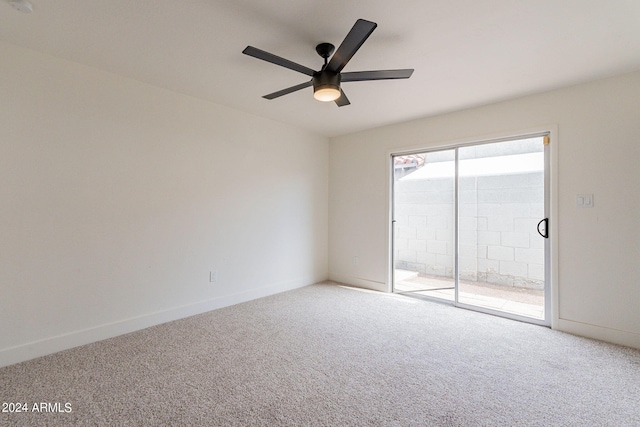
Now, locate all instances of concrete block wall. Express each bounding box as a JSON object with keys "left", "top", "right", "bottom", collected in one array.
[{"left": 394, "top": 171, "right": 544, "bottom": 289}]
